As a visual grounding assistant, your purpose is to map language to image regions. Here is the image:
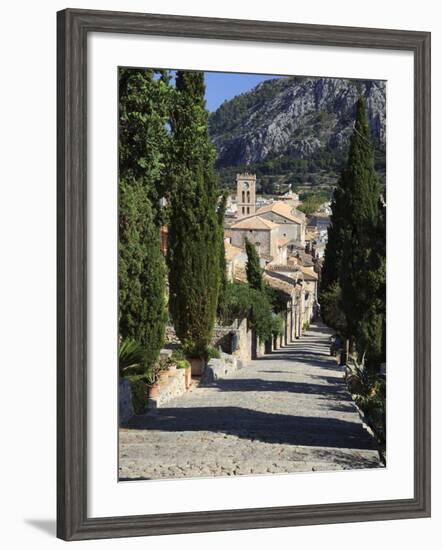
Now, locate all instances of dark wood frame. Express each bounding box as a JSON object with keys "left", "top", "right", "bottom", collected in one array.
[{"left": 57, "top": 8, "right": 431, "bottom": 541}]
